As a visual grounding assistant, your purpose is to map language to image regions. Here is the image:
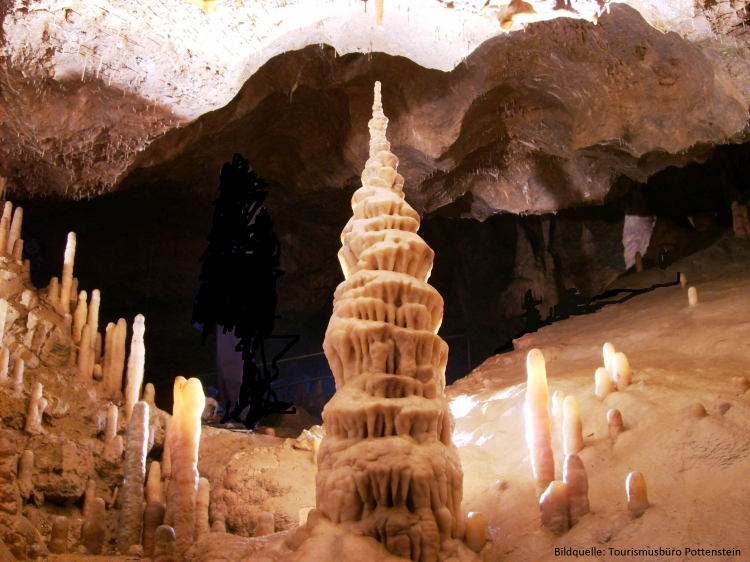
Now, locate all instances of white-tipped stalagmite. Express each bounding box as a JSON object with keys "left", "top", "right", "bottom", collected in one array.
[
  {"left": 49, "top": 516, "right": 69, "bottom": 554},
  {"left": 0, "top": 347, "right": 9, "bottom": 383},
  {"left": 59, "top": 232, "right": 77, "bottom": 315},
  {"left": 680, "top": 272, "right": 687, "bottom": 288},
  {"left": 24, "top": 382, "right": 47, "bottom": 435},
  {"left": 143, "top": 501, "right": 166, "bottom": 558},
  {"left": 688, "top": 286, "right": 698, "bottom": 306},
  {"left": 82, "top": 478, "right": 96, "bottom": 517},
  {"left": 6, "top": 206, "right": 22, "bottom": 255},
  {"left": 195, "top": 477, "right": 210, "bottom": 539},
  {"left": 11, "top": 239, "right": 22, "bottom": 261},
  {"left": 47, "top": 277, "right": 59, "bottom": 307},
  {"left": 153, "top": 525, "right": 176, "bottom": 562},
  {"left": 124, "top": 315, "right": 146, "bottom": 422},
  {"left": 164, "top": 377, "right": 205, "bottom": 560},
  {"left": 612, "top": 352, "right": 631, "bottom": 391},
  {"left": 0, "top": 298, "right": 8, "bottom": 344},
  {"left": 525, "top": 349, "right": 554, "bottom": 496},
  {"left": 551, "top": 390, "right": 566, "bottom": 428},
  {"left": 77, "top": 325, "right": 92, "bottom": 380},
  {"left": 117, "top": 401, "right": 150, "bottom": 554},
  {"left": 17, "top": 450, "right": 34, "bottom": 502},
  {"left": 603, "top": 342, "right": 615, "bottom": 374},
  {"left": 255, "top": 511, "right": 274, "bottom": 537},
  {"left": 539, "top": 481, "right": 569, "bottom": 535},
  {"left": 103, "top": 318, "right": 127, "bottom": 399},
  {"left": 562, "top": 395, "right": 583, "bottom": 456},
  {"left": 595, "top": 367, "right": 612, "bottom": 400},
  {"left": 73, "top": 292, "right": 88, "bottom": 344},
  {"left": 12, "top": 358, "right": 24, "bottom": 393},
  {"left": 464, "top": 512, "right": 487, "bottom": 553},
  {"left": 626, "top": 471, "right": 649, "bottom": 517},
  {"left": 87, "top": 290, "right": 101, "bottom": 353},
  {"left": 143, "top": 383, "right": 156, "bottom": 407},
  {"left": 81, "top": 497, "right": 107, "bottom": 555},
  {"left": 607, "top": 409, "right": 624, "bottom": 442},
  {"left": 563, "top": 454, "right": 589, "bottom": 525},
  {"left": 145, "top": 461, "right": 164, "bottom": 504}
]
